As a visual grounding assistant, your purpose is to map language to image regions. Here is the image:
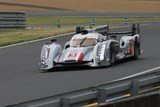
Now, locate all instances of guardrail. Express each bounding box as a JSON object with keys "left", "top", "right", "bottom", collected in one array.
[
  {"left": 10, "top": 67, "right": 160, "bottom": 107},
  {"left": 0, "top": 11, "right": 26, "bottom": 29},
  {"left": 100, "top": 89, "right": 160, "bottom": 107}
]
